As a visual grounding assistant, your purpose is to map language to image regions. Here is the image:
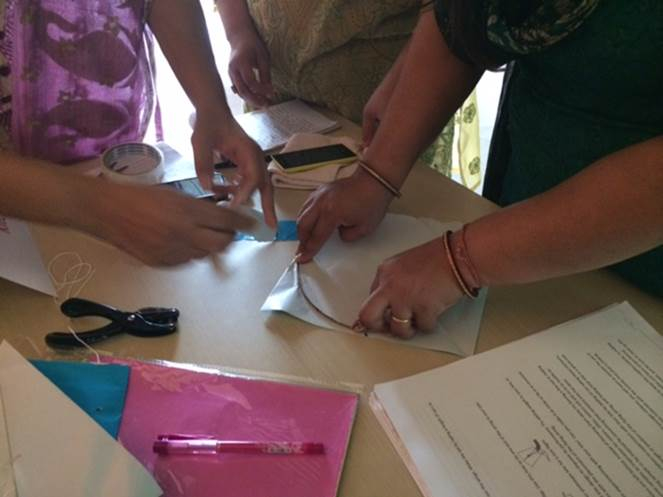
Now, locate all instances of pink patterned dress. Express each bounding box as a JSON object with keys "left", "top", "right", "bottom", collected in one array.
[{"left": 0, "top": 0, "right": 155, "bottom": 163}]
